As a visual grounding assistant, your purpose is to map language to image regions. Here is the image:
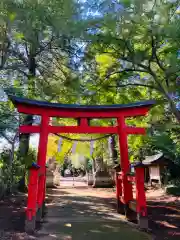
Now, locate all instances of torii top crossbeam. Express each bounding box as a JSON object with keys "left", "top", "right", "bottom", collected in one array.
[
  {"left": 9, "top": 95, "right": 155, "bottom": 118},
  {"left": 9, "top": 95, "right": 155, "bottom": 135}
]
